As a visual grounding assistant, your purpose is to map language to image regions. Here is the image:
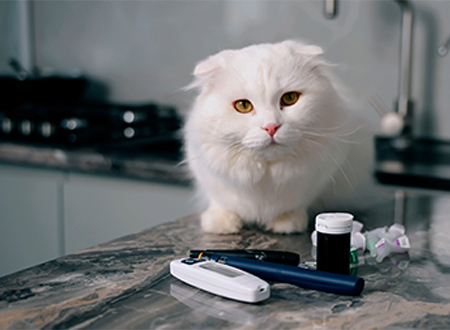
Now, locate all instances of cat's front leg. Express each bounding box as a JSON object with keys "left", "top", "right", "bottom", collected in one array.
[
  {"left": 265, "top": 208, "right": 308, "bottom": 234},
  {"left": 201, "top": 200, "right": 243, "bottom": 234}
]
